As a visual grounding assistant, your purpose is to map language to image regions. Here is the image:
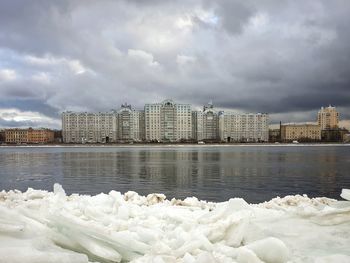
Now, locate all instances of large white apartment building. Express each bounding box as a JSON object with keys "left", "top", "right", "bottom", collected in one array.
[
  {"left": 117, "top": 103, "right": 145, "bottom": 142},
  {"left": 144, "top": 99, "right": 192, "bottom": 141},
  {"left": 62, "top": 111, "right": 117, "bottom": 143},
  {"left": 62, "top": 104, "right": 144, "bottom": 143},
  {"left": 192, "top": 111, "right": 203, "bottom": 141},
  {"left": 62, "top": 100, "right": 269, "bottom": 143},
  {"left": 219, "top": 112, "right": 269, "bottom": 142},
  {"left": 192, "top": 102, "right": 220, "bottom": 141}
]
